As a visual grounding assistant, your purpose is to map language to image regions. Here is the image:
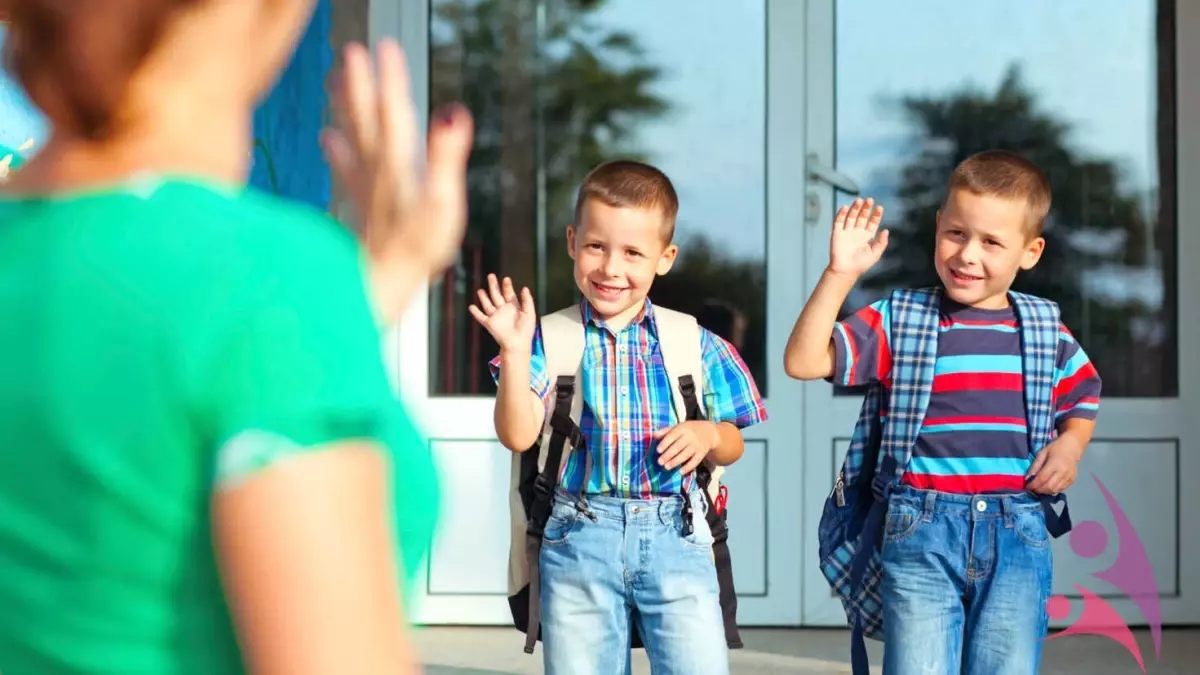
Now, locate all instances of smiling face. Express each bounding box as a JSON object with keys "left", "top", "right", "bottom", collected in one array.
[
  {"left": 567, "top": 197, "right": 677, "bottom": 329},
  {"left": 934, "top": 187, "right": 1046, "bottom": 309}
]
